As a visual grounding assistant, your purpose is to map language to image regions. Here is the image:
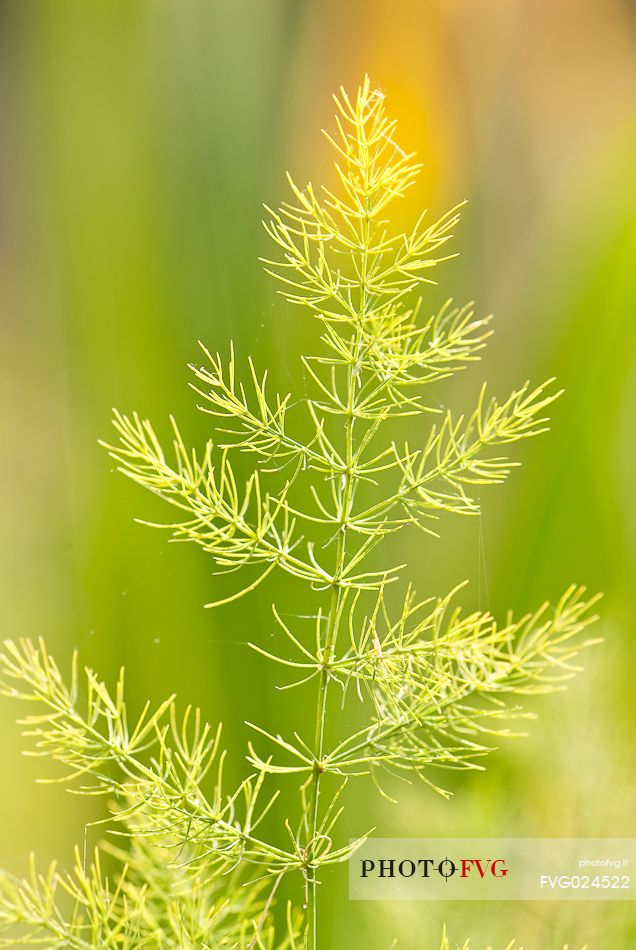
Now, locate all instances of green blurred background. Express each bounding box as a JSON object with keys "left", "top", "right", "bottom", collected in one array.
[{"left": 1, "top": 1, "right": 635, "bottom": 947}]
